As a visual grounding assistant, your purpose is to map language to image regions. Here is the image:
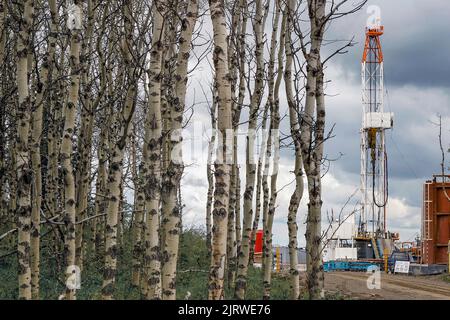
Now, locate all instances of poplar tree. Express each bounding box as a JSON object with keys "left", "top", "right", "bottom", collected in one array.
[
  {"left": 160, "top": 0, "right": 198, "bottom": 300},
  {"left": 235, "top": 0, "right": 265, "bottom": 300},
  {"left": 141, "top": 0, "right": 166, "bottom": 300},
  {"left": 61, "top": 0, "right": 82, "bottom": 300},
  {"left": 208, "top": 0, "right": 233, "bottom": 300},
  {"left": 15, "top": 0, "right": 34, "bottom": 300}
]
